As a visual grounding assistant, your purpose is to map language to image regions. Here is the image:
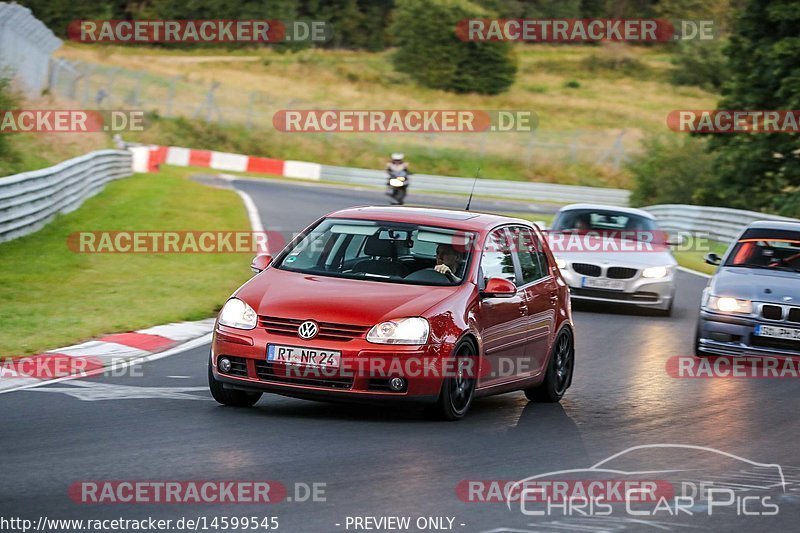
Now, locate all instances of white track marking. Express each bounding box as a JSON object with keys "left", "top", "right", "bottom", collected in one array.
[{"left": 0, "top": 334, "right": 212, "bottom": 395}]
